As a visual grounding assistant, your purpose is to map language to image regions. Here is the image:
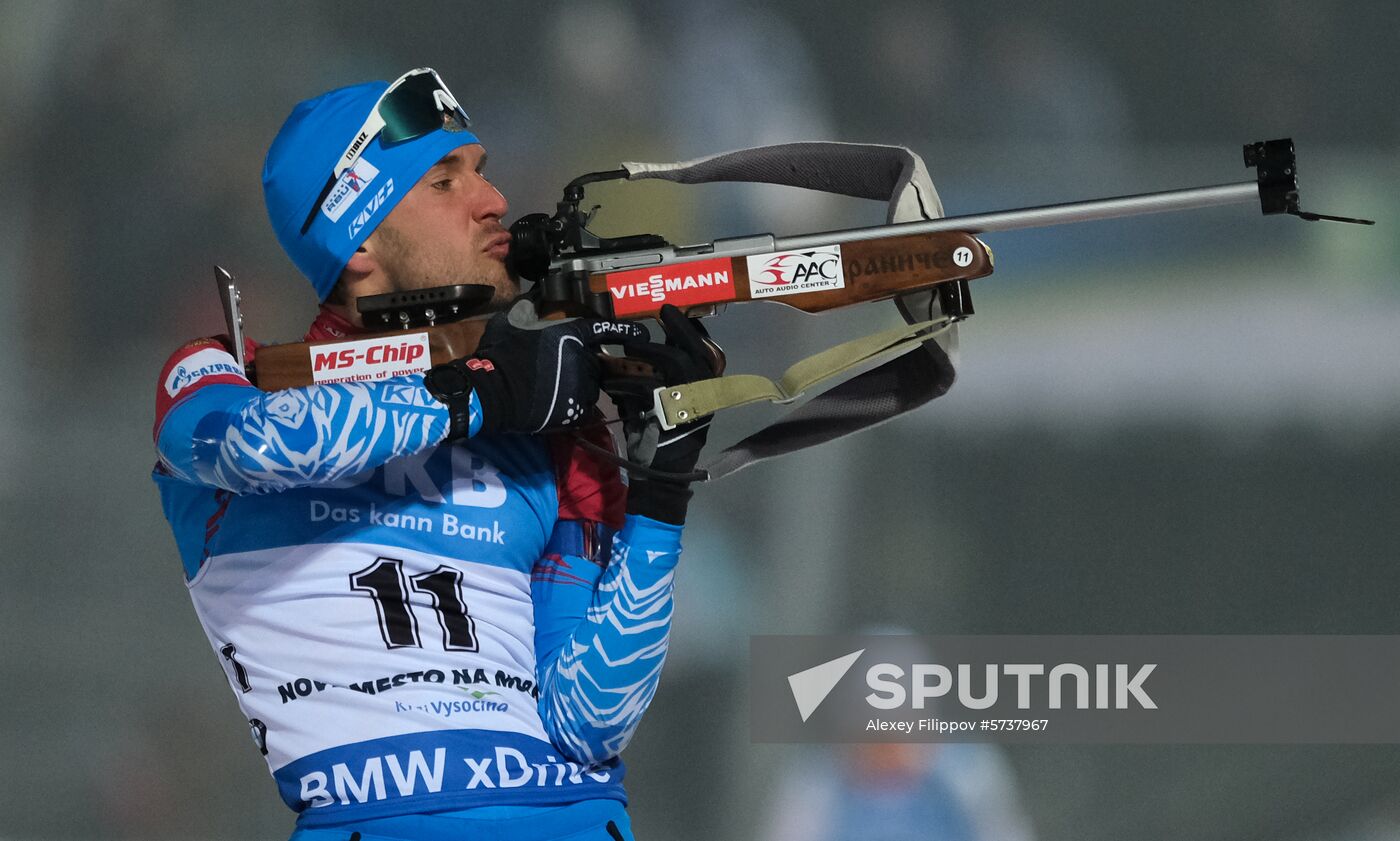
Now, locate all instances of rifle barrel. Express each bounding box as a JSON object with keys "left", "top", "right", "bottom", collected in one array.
[
  {"left": 777, "top": 181, "right": 1260, "bottom": 250},
  {"left": 560, "top": 181, "right": 1263, "bottom": 273}
]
